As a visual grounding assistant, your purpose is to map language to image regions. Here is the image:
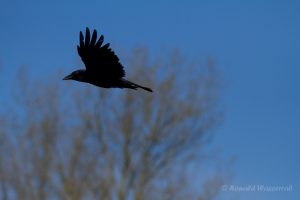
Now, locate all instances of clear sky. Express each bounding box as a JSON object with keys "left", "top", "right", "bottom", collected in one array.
[{"left": 0, "top": 0, "right": 299, "bottom": 199}]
